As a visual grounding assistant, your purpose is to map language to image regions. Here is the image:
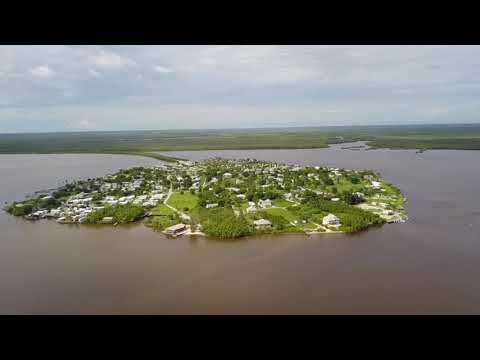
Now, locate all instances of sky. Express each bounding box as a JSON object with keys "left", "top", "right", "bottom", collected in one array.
[{"left": 0, "top": 45, "right": 479, "bottom": 133}]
